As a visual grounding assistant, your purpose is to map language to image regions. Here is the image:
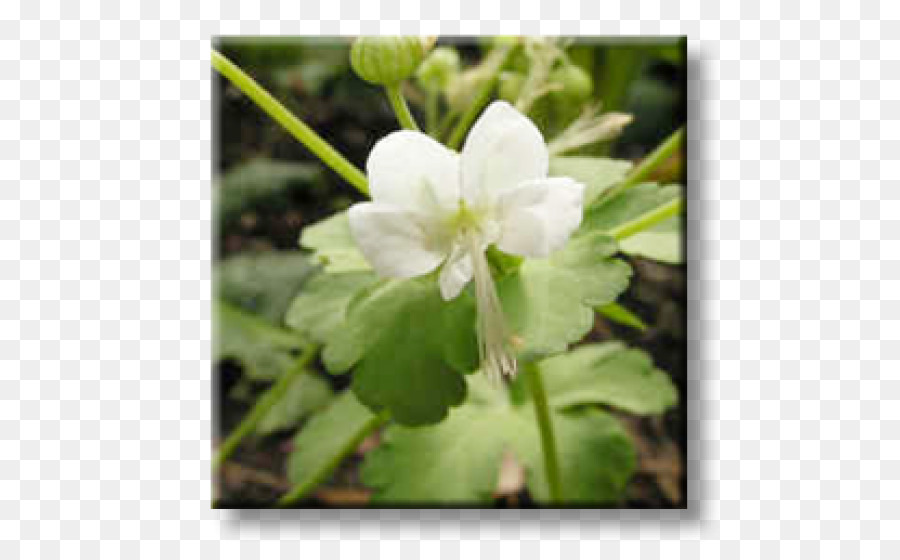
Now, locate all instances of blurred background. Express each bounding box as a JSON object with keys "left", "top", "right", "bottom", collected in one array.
[{"left": 213, "top": 37, "right": 686, "bottom": 507}]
